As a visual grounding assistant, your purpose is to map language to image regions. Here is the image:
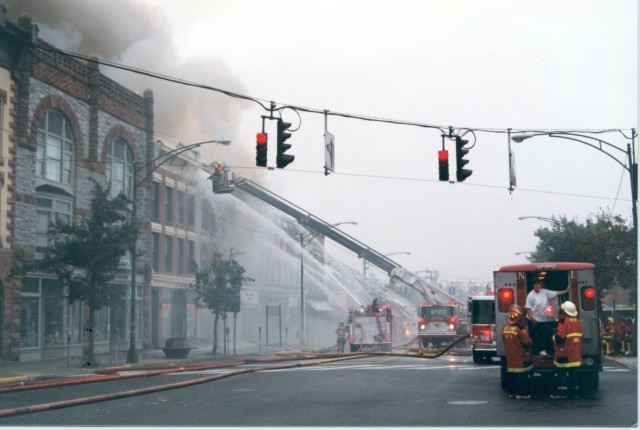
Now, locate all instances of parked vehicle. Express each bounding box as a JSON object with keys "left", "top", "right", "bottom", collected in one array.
[
  {"left": 347, "top": 300, "right": 393, "bottom": 352},
  {"left": 468, "top": 292, "right": 496, "bottom": 363}
]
